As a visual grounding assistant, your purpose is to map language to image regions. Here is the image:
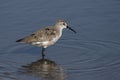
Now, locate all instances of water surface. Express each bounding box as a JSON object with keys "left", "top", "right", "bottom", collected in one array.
[{"left": 0, "top": 0, "right": 120, "bottom": 80}]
